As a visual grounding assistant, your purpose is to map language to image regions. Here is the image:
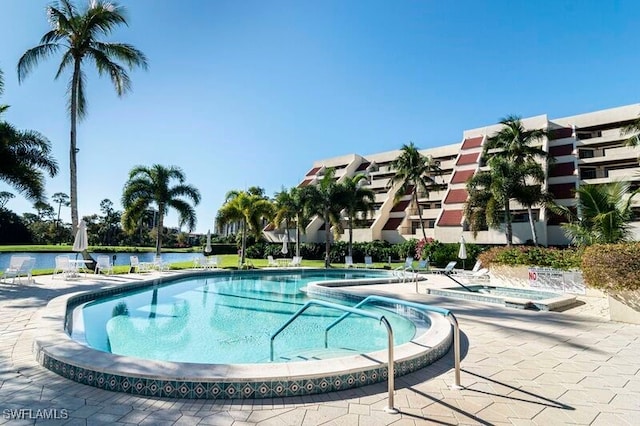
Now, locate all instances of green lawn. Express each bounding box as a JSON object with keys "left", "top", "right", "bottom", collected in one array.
[
  {"left": 0, "top": 245, "right": 200, "bottom": 253},
  {"left": 11, "top": 254, "right": 399, "bottom": 278}
]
